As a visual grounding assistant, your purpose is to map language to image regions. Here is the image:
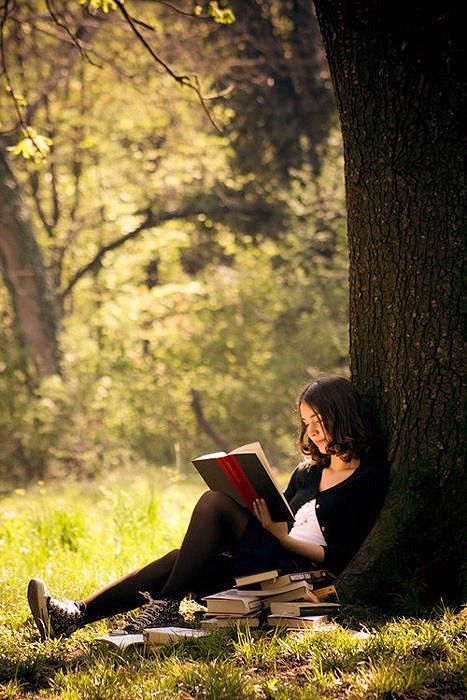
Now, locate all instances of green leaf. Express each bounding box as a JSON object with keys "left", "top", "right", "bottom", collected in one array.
[
  {"left": 208, "top": 1, "right": 235, "bottom": 24},
  {"left": 79, "top": 0, "right": 119, "bottom": 13},
  {"left": 7, "top": 127, "right": 52, "bottom": 162}
]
